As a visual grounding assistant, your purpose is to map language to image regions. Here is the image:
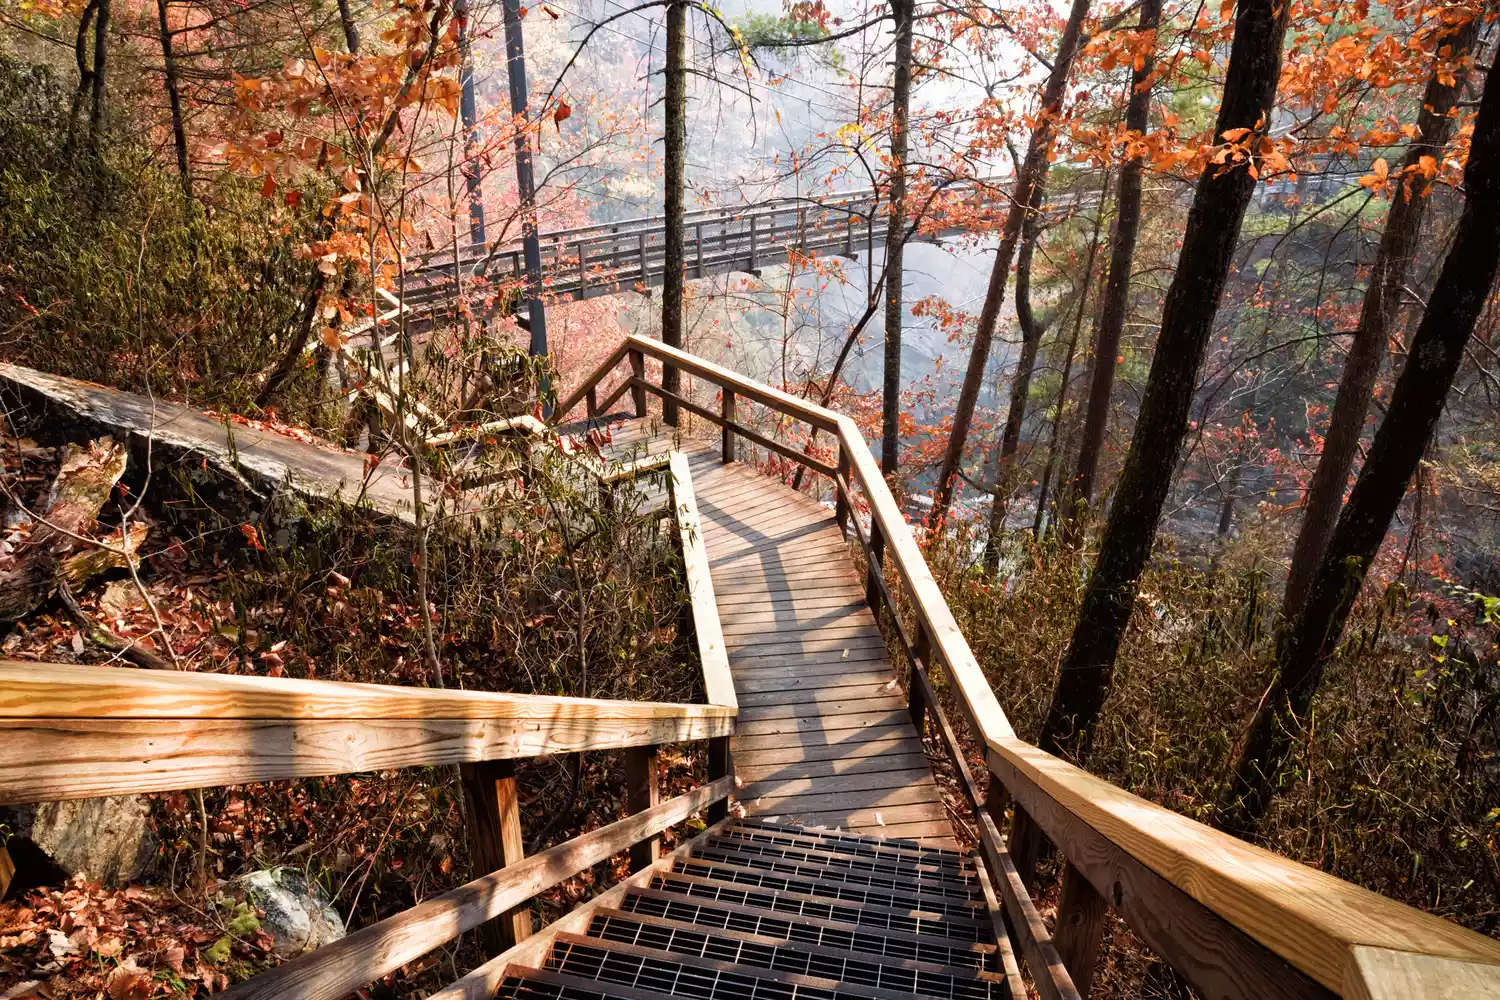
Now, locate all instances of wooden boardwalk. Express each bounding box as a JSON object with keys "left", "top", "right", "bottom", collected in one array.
[{"left": 600, "top": 417, "right": 955, "bottom": 848}]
